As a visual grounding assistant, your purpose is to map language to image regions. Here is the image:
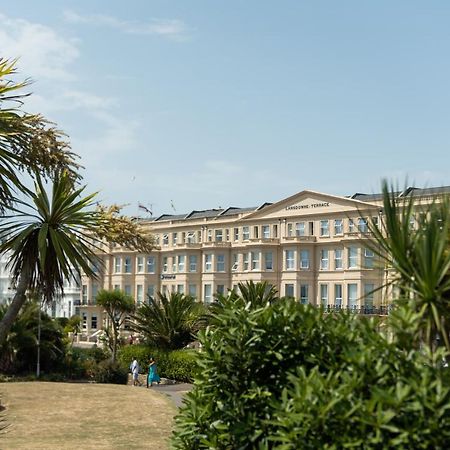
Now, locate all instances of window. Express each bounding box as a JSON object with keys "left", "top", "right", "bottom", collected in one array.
[
  {"left": 163, "top": 234, "right": 169, "bottom": 245},
  {"left": 320, "top": 284, "right": 328, "bottom": 307},
  {"left": 348, "top": 219, "right": 355, "bottom": 233},
  {"left": 225, "top": 229, "right": 230, "bottom": 241},
  {"left": 265, "top": 252, "right": 273, "bottom": 270},
  {"left": 364, "top": 248, "right": 374, "bottom": 268},
  {"left": 243, "top": 253, "right": 249, "bottom": 271},
  {"left": 82, "top": 285, "right": 88, "bottom": 303},
  {"left": 320, "top": 249, "right": 329, "bottom": 270},
  {"left": 124, "top": 256, "right": 132, "bottom": 273},
  {"left": 300, "top": 250, "right": 310, "bottom": 269},
  {"left": 296, "top": 222, "right": 305, "bottom": 236},
  {"left": 147, "top": 256, "right": 155, "bottom": 273},
  {"left": 334, "top": 284, "right": 343, "bottom": 307},
  {"left": 358, "top": 218, "right": 368, "bottom": 233},
  {"left": 348, "top": 283, "right": 358, "bottom": 309},
  {"left": 309, "top": 221, "right": 314, "bottom": 236},
  {"left": 114, "top": 284, "right": 120, "bottom": 291},
  {"left": 205, "top": 254, "right": 212, "bottom": 272},
  {"left": 136, "top": 256, "right": 144, "bottom": 273},
  {"left": 124, "top": 285, "right": 131, "bottom": 296},
  {"left": 300, "top": 285, "right": 309, "bottom": 304},
  {"left": 234, "top": 227, "right": 239, "bottom": 241},
  {"left": 172, "top": 257, "right": 177, "bottom": 273},
  {"left": 204, "top": 284, "right": 212, "bottom": 303},
  {"left": 177, "top": 284, "right": 184, "bottom": 294},
  {"left": 215, "top": 229, "right": 223, "bottom": 242},
  {"left": 136, "top": 285, "right": 143, "bottom": 305},
  {"left": 273, "top": 224, "right": 278, "bottom": 238},
  {"left": 320, "top": 220, "right": 329, "bottom": 236},
  {"left": 207, "top": 229, "right": 212, "bottom": 242},
  {"left": 287, "top": 223, "right": 294, "bottom": 237},
  {"left": 232, "top": 254, "right": 239, "bottom": 271},
  {"left": 217, "top": 285, "right": 225, "bottom": 295},
  {"left": 216, "top": 254, "right": 225, "bottom": 272},
  {"left": 186, "top": 231, "right": 196, "bottom": 243},
  {"left": 334, "top": 219, "right": 343, "bottom": 235},
  {"left": 253, "top": 226, "right": 259, "bottom": 239},
  {"left": 91, "top": 315, "right": 97, "bottom": 329},
  {"left": 262, "top": 225, "right": 270, "bottom": 239},
  {"left": 285, "top": 284, "right": 294, "bottom": 298},
  {"left": 162, "top": 257, "right": 168, "bottom": 273},
  {"left": 147, "top": 285, "right": 155, "bottom": 301},
  {"left": 348, "top": 247, "right": 358, "bottom": 268},
  {"left": 172, "top": 232, "right": 178, "bottom": 245},
  {"left": 242, "top": 226, "right": 250, "bottom": 240},
  {"left": 285, "top": 250, "right": 295, "bottom": 270},
  {"left": 114, "top": 257, "right": 121, "bottom": 273},
  {"left": 189, "top": 255, "right": 197, "bottom": 272},
  {"left": 92, "top": 284, "right": 98, "bottom": 304},
  {"left": 334, "top": 249, "right": 343, "bottom": 270},
  {"left": 364, "top": 283, "right": 375, "bottom": 310},
  {"left": 251, "top": 252, "right": 260, "bottom": 270},
  {"left": 188, "top": 284, "right": 197, "bottom": 297},
  {"left": 178, "top": 255, "right": 185, "bottom": 272}
]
